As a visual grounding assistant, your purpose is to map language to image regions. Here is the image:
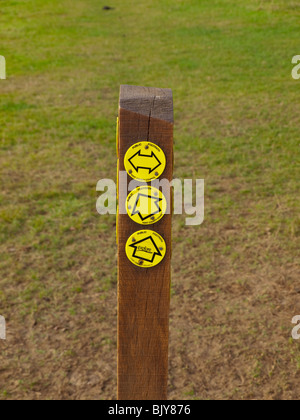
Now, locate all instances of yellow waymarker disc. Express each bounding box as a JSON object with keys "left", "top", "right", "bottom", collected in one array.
[
  {"left": 124, "top": 141, "right": 166, "bottom": 182},
  {"left": 126, "top": 186, "right": 167, "bottom": 225},
  {"left": 125, "top": 230, "right": 166, "bottom": 268}
]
